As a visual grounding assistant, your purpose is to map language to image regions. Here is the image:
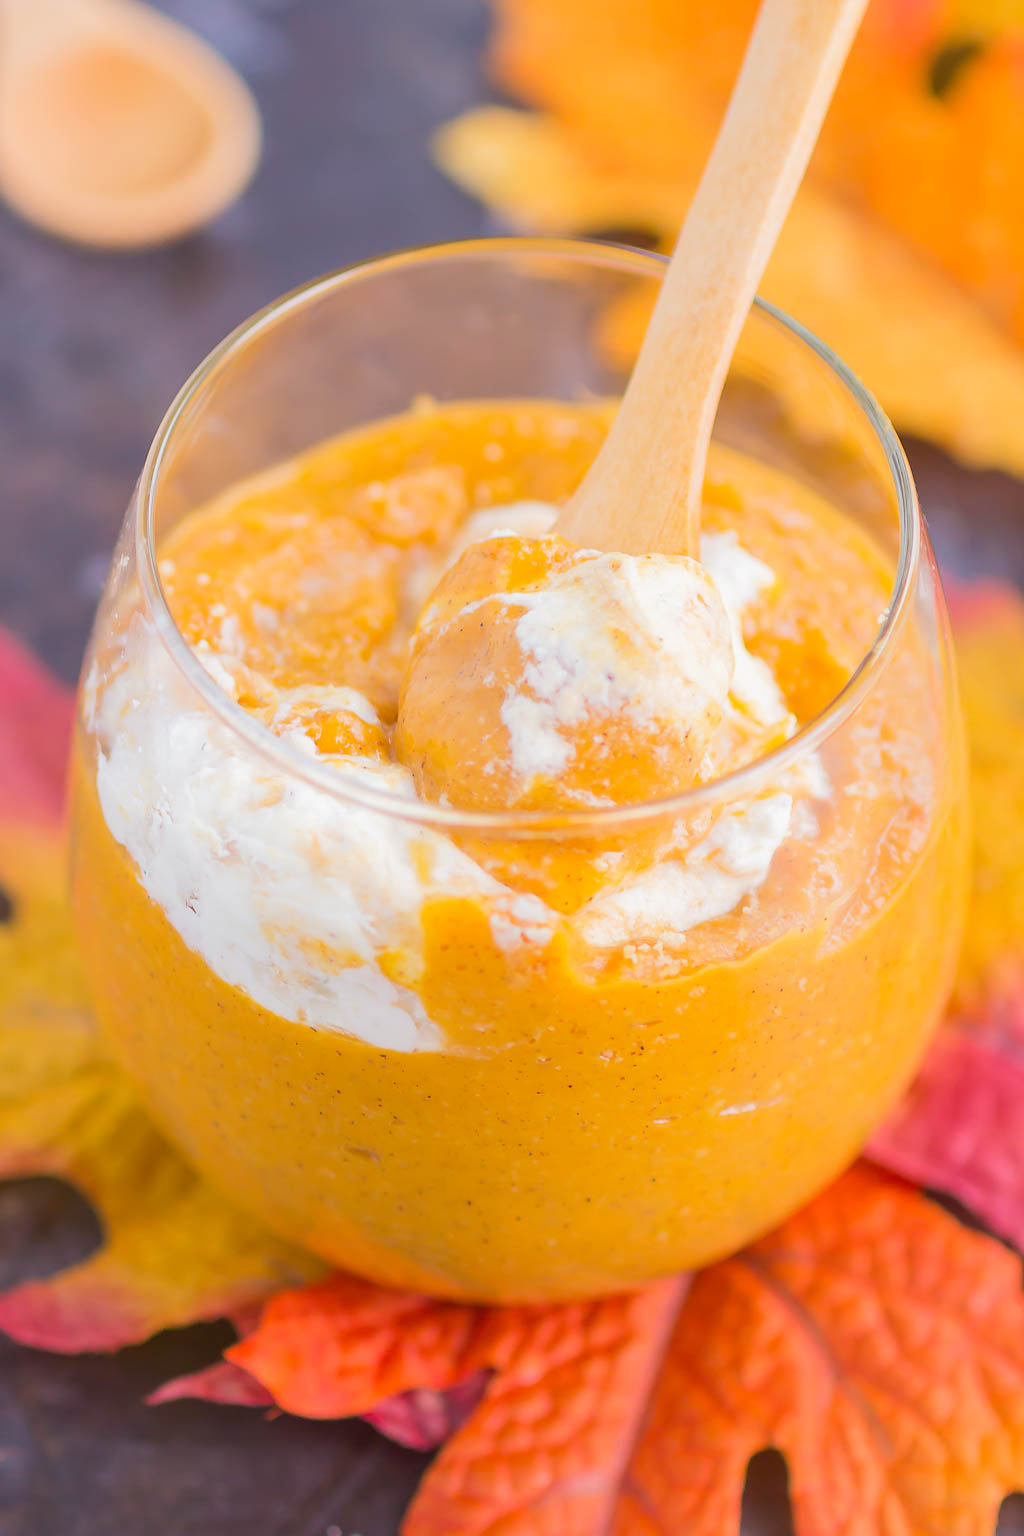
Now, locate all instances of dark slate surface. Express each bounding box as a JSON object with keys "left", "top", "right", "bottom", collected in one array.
[{"left": 1, "top": 2, "right": 1024, "bottom": 1532}]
